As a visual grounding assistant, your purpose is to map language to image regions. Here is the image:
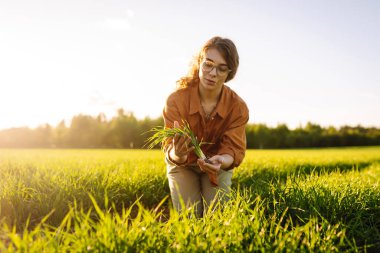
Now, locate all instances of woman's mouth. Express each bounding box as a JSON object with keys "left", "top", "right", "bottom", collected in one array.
[{"left": 205, "top": 78, "right": 216, "bottom": 85}]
